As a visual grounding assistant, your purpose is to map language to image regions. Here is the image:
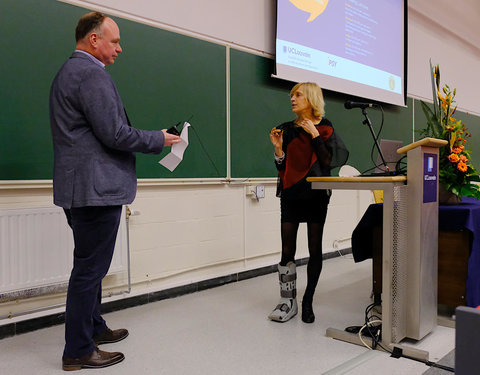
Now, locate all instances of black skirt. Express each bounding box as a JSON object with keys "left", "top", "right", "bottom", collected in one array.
[{"left": 280, "top": 189, "right": 330, "bottom": 223}]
